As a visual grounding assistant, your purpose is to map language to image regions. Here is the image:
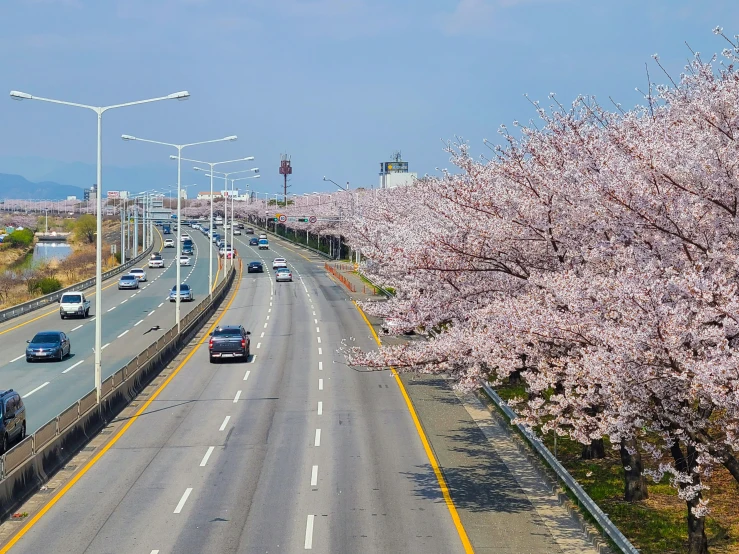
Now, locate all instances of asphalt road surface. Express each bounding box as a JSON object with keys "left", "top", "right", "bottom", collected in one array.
[
  {"left": 0, "top": 228, "right": 222, "bottom": 433},
  {"left": 5, "top": 233, "right": 468, "bottom": 553}
]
